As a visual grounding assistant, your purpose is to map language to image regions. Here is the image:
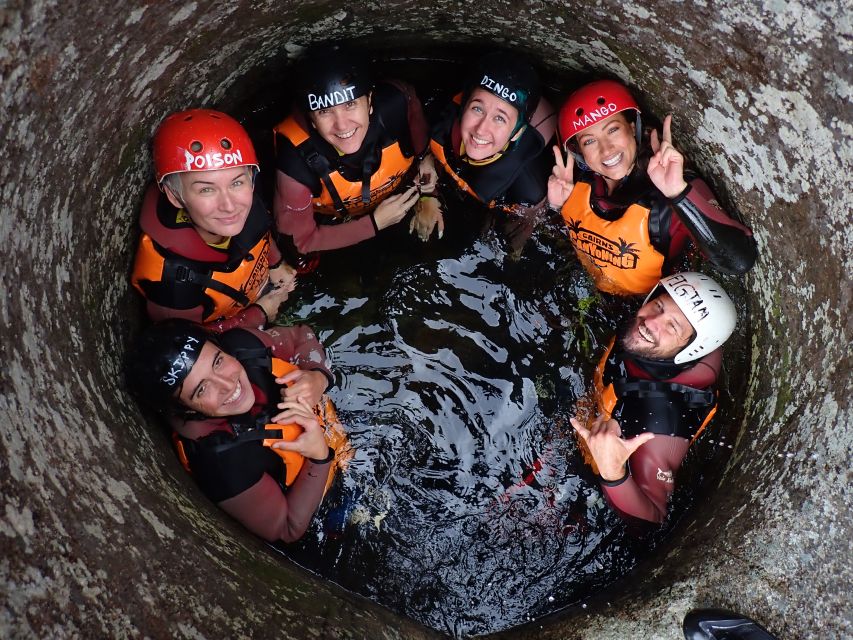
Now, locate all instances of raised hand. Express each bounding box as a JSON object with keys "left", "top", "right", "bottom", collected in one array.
[
  {"left": 570, "top": 415, "right": 654, "bottom": 481},
  {"left": 547, "top": 144, "right": 575, "bottom": 210},
  {"left": 647, "top": 114, "right": 689, "bottom": 199},
  {"left": 373, "top": 186, "right": 420, "bottom": 230}
]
